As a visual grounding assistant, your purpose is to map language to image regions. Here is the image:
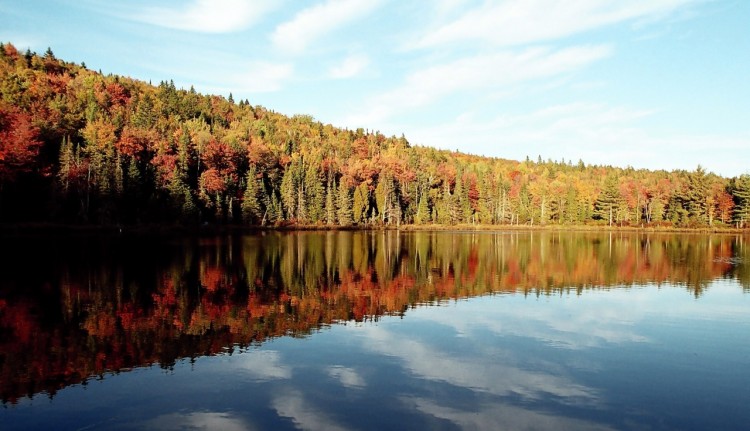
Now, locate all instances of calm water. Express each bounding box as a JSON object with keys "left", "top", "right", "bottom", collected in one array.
[{"left": 1, "top": 231, "right": 749, "bottom": 430}]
